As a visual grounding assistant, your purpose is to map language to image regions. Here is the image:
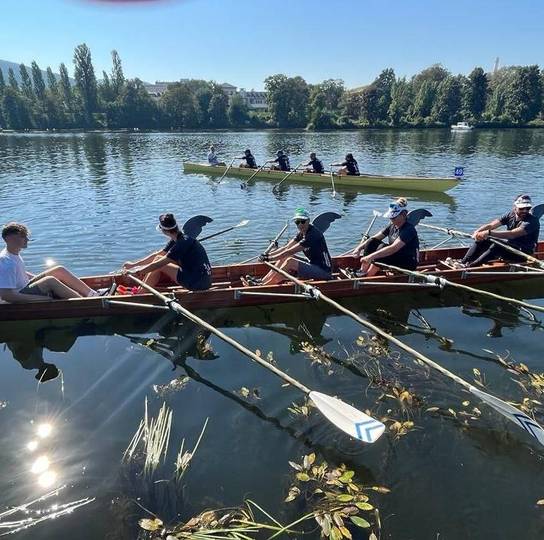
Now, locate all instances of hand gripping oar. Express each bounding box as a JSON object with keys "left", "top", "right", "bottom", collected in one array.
[
  {"left": 272, "top": 161, "right": 305, "bottom": 193},
  {"left": 340, "top": 210, "right": 382, "bottom": 256},
  {"left": 198, "top": 219, "right": 250, "bottom": 242},
  {"left": 240, "top": 221, "right": 289, "bottom": 264},
  {"left": 241, "top": 161, "right": 270, "bottom": 189},
  {"left": 375, "top": 262, "right": 544, "bottom": 314},
  {"left": 419, "top": 223, "right": 544, "bottom": 271},
  {"left": 217, "top": 157, "right": 237, "bottom": 183},
  {"left": 263, "top": 261, "right": 544, "bottom": 448},
  {"left": 127, "top": 274, "right": 385, "bottom": 444}
]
